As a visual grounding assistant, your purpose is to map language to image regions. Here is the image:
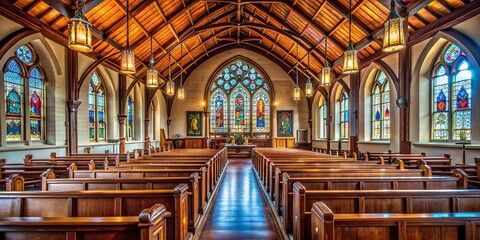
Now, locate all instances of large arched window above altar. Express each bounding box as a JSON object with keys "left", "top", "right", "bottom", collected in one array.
[{"left": 209, "top": 59, "right": 272, "bottom": 136}]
